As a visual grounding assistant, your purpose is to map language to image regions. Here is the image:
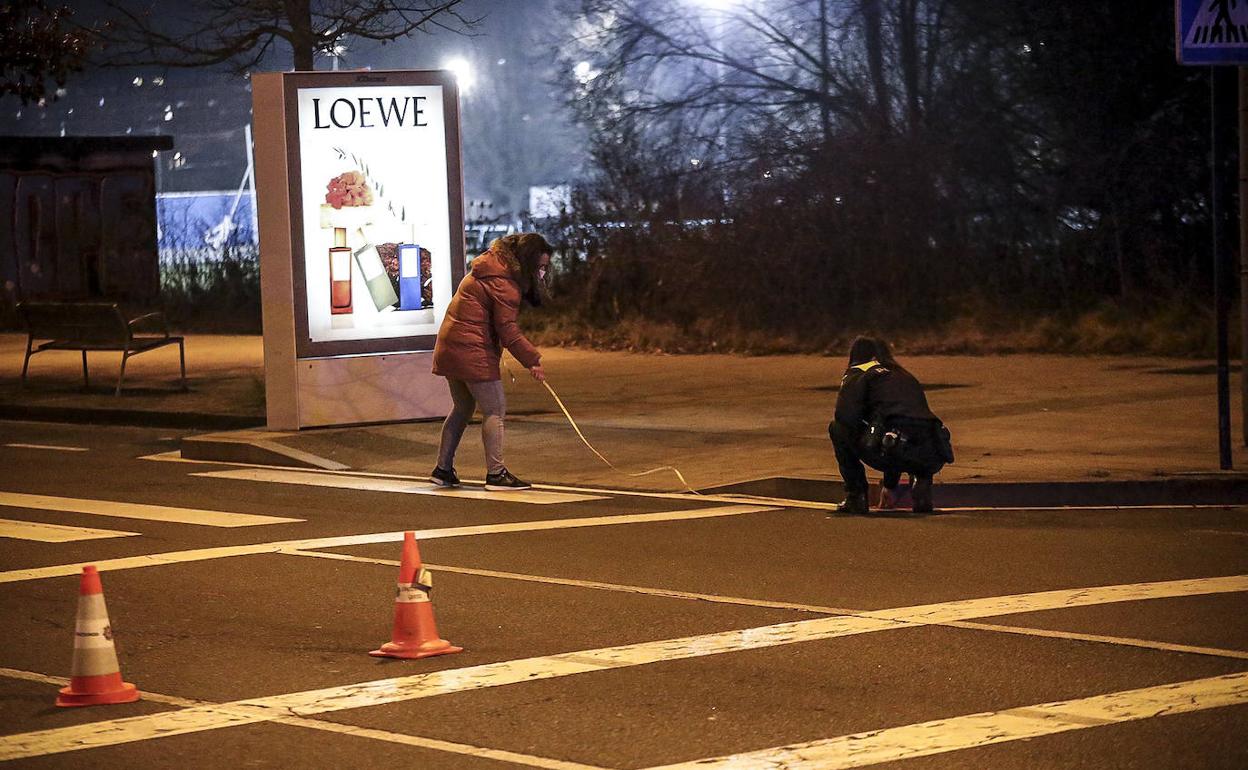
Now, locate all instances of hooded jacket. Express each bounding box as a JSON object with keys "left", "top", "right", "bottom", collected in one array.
[{"left": 432, "top": 249, "right": 541, "bottom": 382}]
